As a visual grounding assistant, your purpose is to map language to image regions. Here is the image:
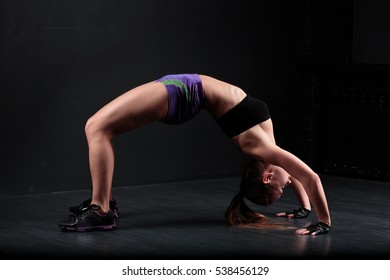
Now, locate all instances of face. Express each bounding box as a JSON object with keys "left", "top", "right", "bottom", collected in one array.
[{"left": 262, "top": 165, "right": 292, "bottom": 202}]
